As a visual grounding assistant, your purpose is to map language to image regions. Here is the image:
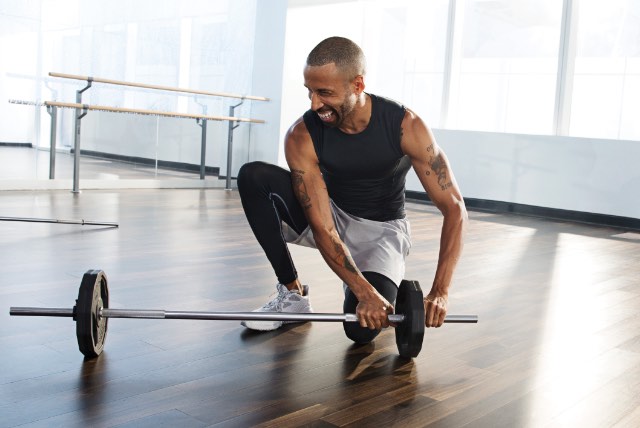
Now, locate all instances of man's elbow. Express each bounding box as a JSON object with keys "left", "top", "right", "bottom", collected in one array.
[
  {"left": 444, "top": 195, "right": 468, "bottom": 230},
  {"left": 309, "top": 222, "right": 338, "bottom": 242}
]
